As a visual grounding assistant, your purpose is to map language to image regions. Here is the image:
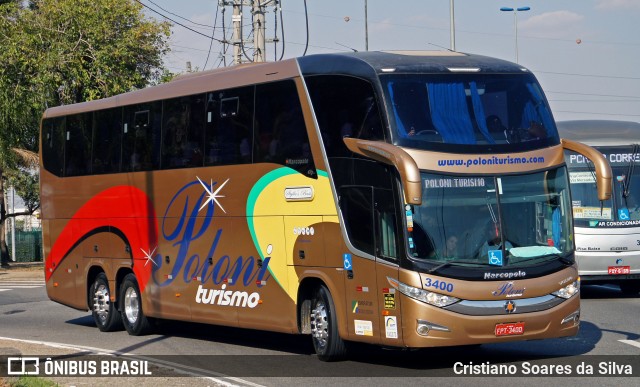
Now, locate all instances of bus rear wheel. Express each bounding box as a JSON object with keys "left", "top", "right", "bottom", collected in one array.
[
  {"left": 620, "top": 281, "right": 640, "bottom": 296},
  {"left": 310, "top": 285, "right": 347, "bottom": 361},
  {"left": 90, "top": 273, "right": 122, "bottom": 332},
  {"left": 120, "top": 273, "right": 152, "bottom": 335}
]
